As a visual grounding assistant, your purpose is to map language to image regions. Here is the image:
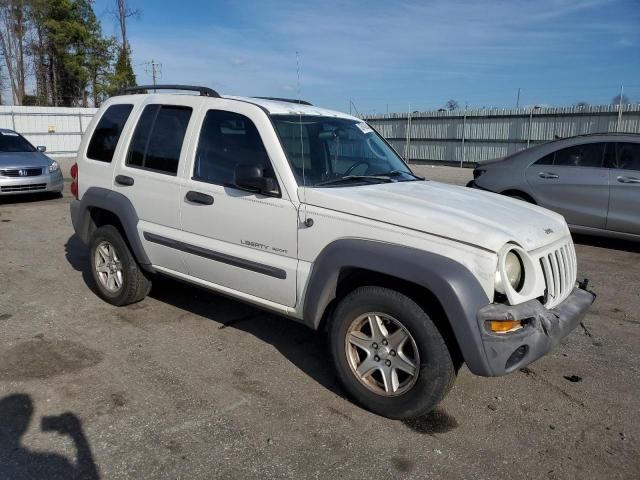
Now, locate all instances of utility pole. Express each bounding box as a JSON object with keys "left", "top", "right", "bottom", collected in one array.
[
  {"left": 145, "top": 59, "right": 162, "bottom": 92},
  {"left": 616, "top": 84, "right": 624, "bottom": 133},
  {"left": 151, "top": 60, "right": 158, "bottom": 90},
  {"left": 527, "top": 105, "right": 540, "bottom": 148},
  {"left": 516, "top": 88, "right": 521, "bottom": 109},
  {"left": 461, "top": 104, "right": 468, "bottom": 168},
  {"left": 404, "top": 103, "right": 412, "bottom": 162}
]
